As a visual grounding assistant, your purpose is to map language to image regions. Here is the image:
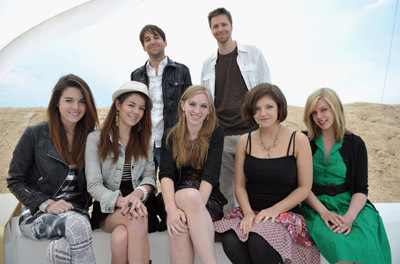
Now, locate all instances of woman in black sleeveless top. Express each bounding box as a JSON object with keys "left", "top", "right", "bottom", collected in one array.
[{"left": 214, "top": 83, "right": 320, "bottom": 264}]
